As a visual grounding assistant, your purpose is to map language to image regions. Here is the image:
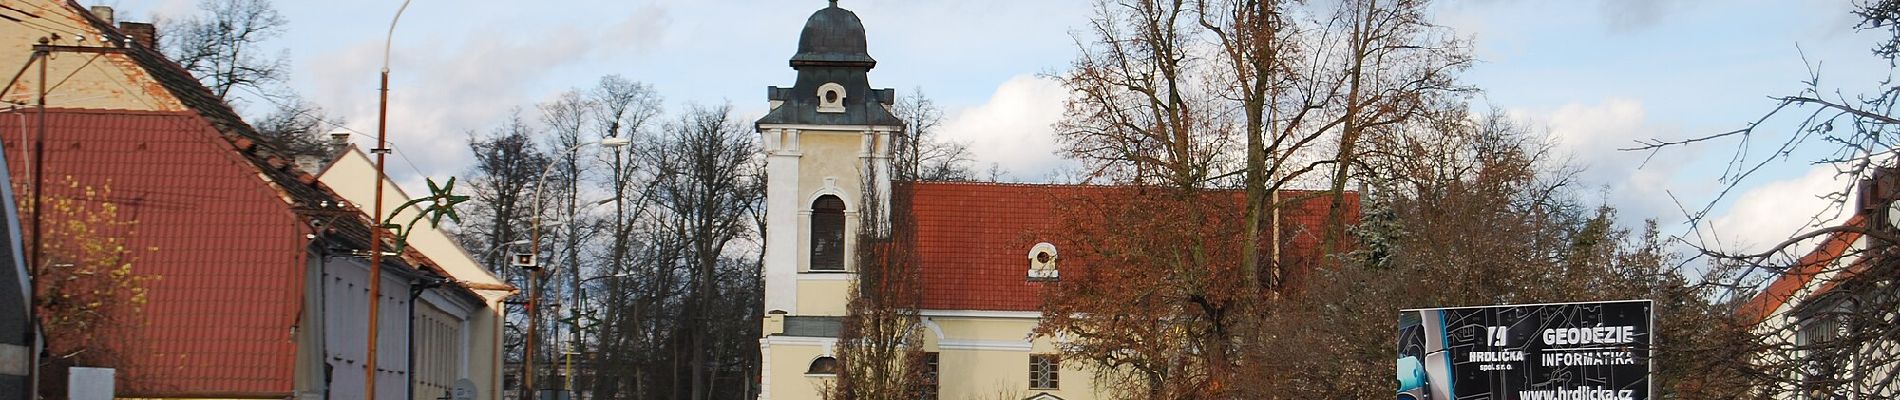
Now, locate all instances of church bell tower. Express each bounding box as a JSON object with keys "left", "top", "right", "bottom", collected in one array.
[{"left": 756, "top": 0, "right": 904, "bottom": 317}]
